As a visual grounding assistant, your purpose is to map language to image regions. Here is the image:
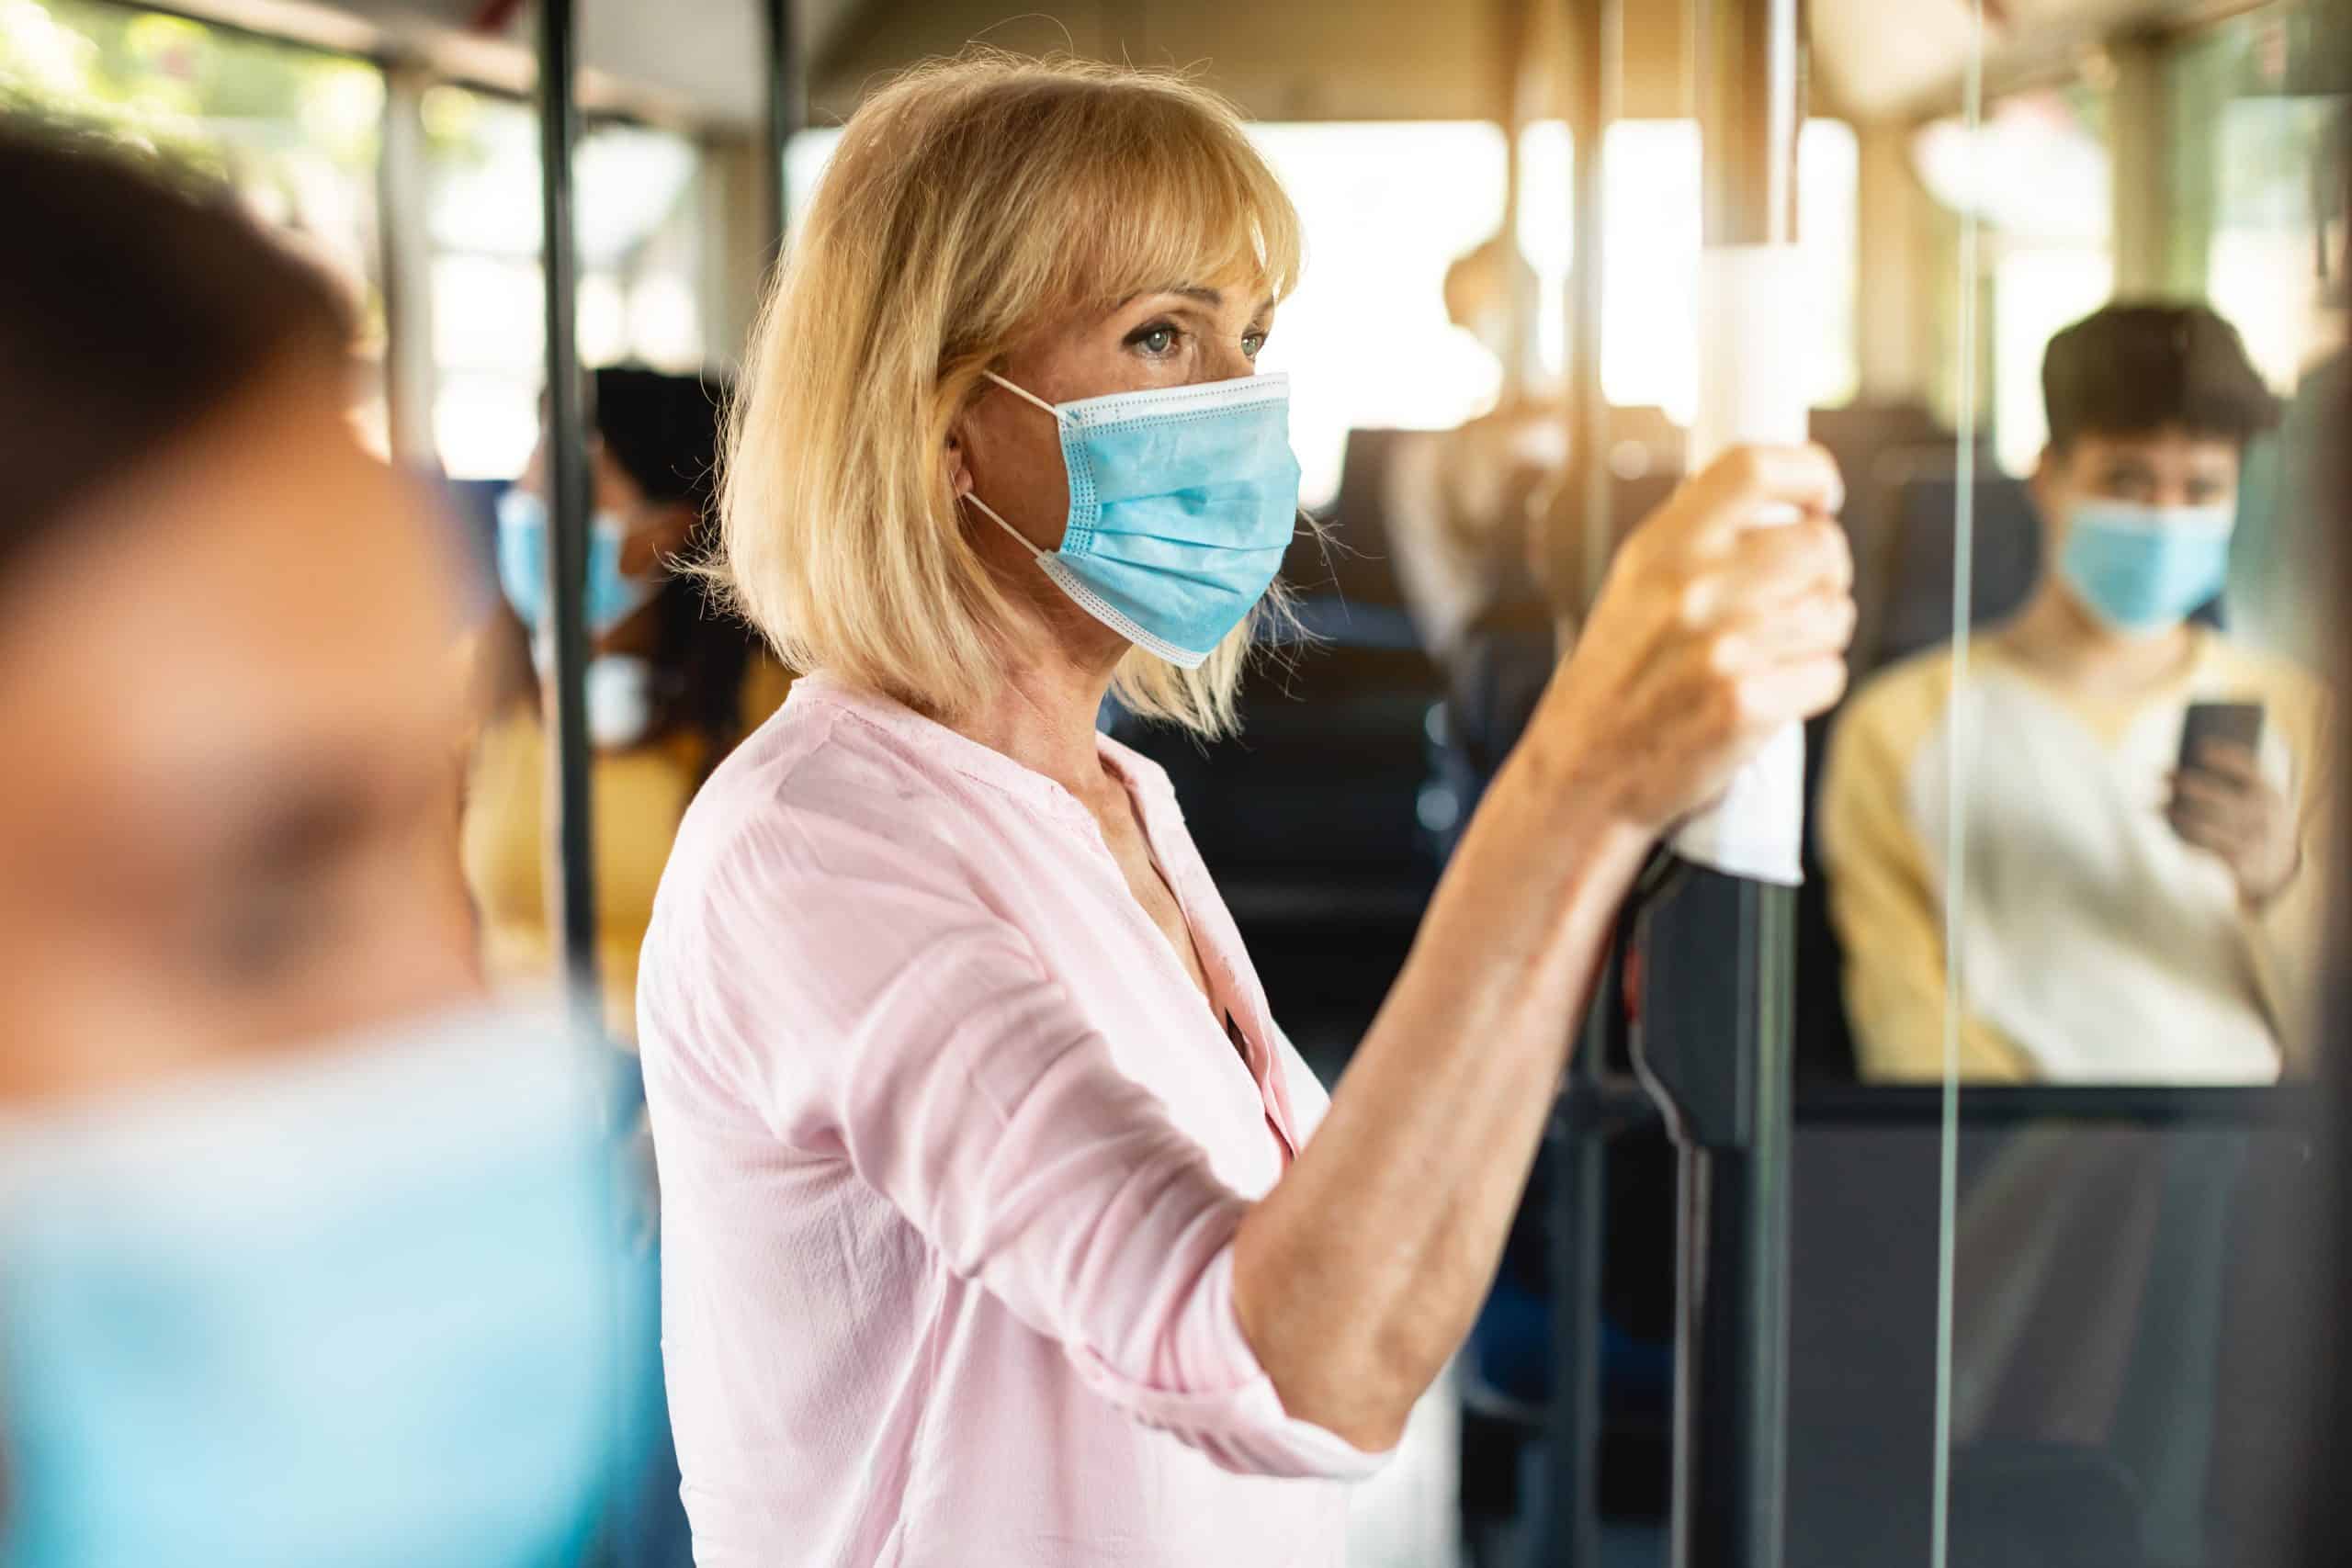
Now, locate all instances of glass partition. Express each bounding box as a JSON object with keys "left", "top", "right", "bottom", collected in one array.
[{"left": 1923, "top": 4, "right": 2347, "bottom": 1564}]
